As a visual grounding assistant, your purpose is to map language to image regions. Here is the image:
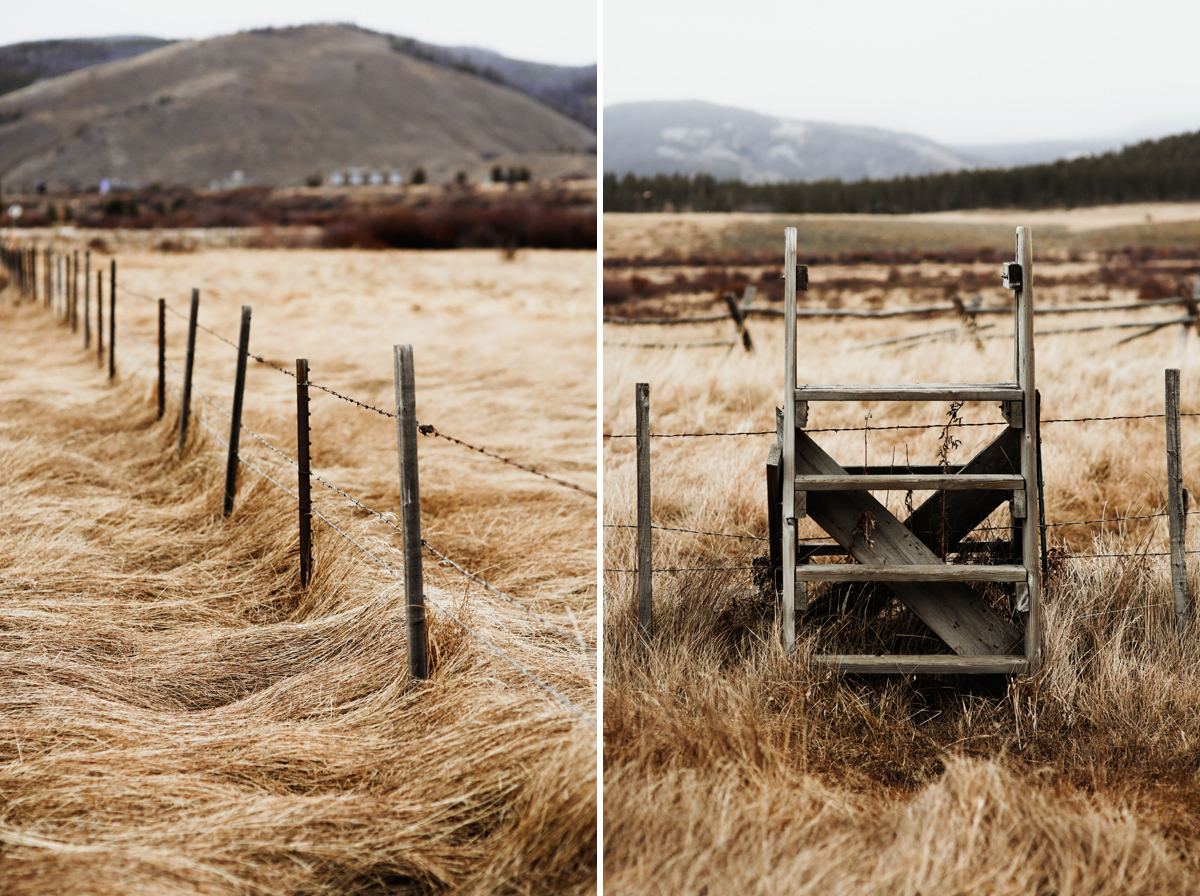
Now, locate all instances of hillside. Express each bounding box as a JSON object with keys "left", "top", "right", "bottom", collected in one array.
[
  {"left": 604, "top": 128, "right": 1200, "bottom": 213},
  {"left": 0, "top": 25, "right": 596, "bottom": 191},
  {"left": 604, "top": 100, "right": 975, "bottom": 183},
  {"left": 0, "top": 36, "right": 173, "bottom": 96}
]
